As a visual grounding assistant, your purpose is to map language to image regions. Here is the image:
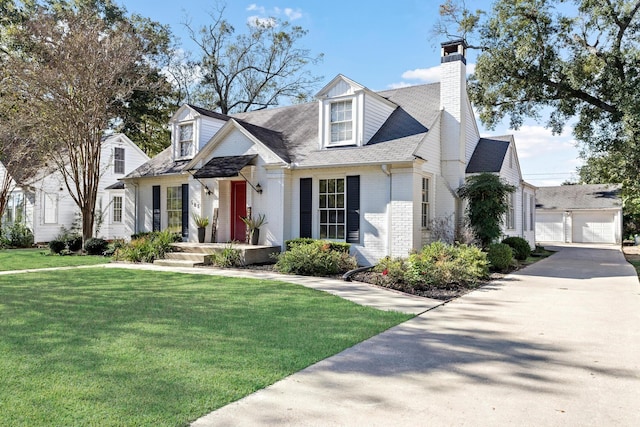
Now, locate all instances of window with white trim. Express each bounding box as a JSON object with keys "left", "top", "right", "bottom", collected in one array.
[
  {"left": 421, "top": 177, "right": 430, "bottom": 228},
  {"left": 529, "top": 194, "right": 535, "bottom": 231},
  {"left": 167, "top": 186, "right": 182, "bottom": 232},
  {"left": 43, "top": 193, "right": 57, "bottom": 224},
  {"left": 112, "top": 196, "right": 123, "bottom": 223},
  {"left": 330, "top": 101, "right": 353, "bottom": 144},
  {"left": 179, "top": 123, "right": 194, "bottom": 157},
  {"left": 4, "top": 193, "right": 23, "bottom": 224},
  {"left": 114, "top": 147, "right": 125, "bottom": 174},
  {"left": 506, "top": 191, "right": 515, "bottom": 229},
  {"left": 319, "top": 178, "right": 345, "bottom": 239}
]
